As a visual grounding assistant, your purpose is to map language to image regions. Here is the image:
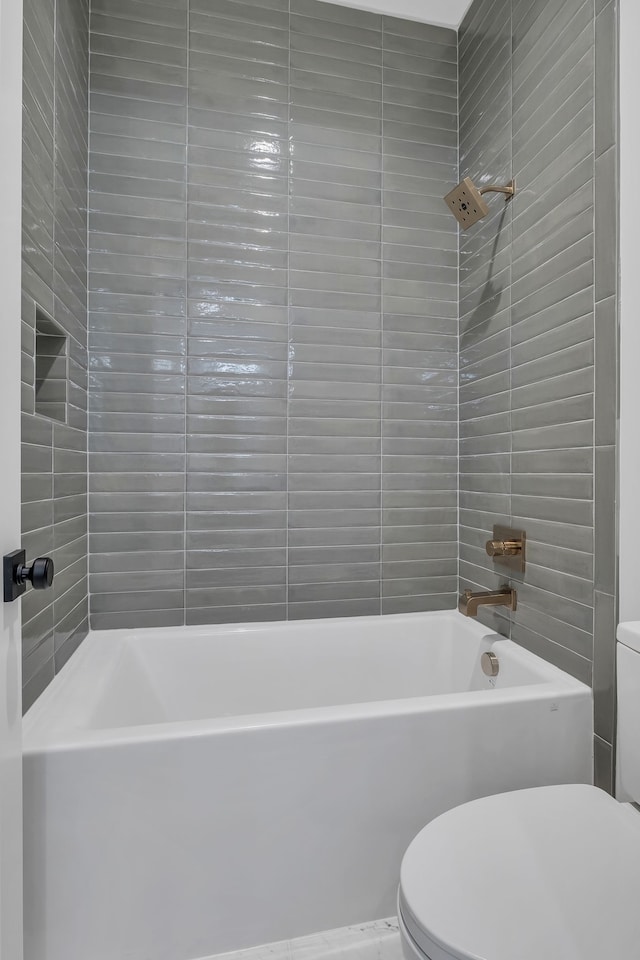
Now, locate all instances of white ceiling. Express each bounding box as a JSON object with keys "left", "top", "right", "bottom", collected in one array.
[{"left": 316, "top": 0, "right": 474, "bottom": 29}]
